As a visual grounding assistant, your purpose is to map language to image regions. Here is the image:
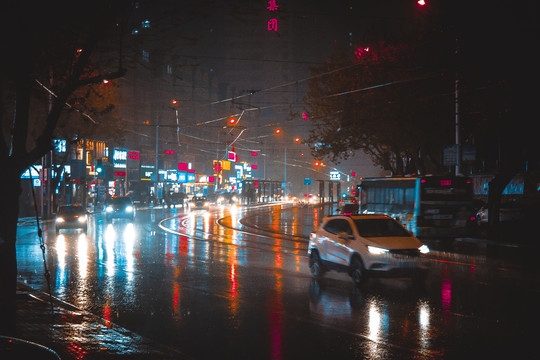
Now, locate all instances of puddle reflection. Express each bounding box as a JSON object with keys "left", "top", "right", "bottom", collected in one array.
[{"left": 308, "top": 279, "right": 437, "bottom": 357}]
